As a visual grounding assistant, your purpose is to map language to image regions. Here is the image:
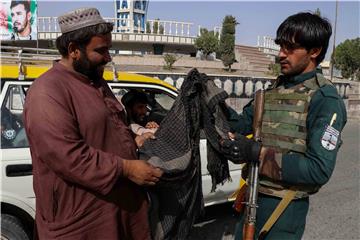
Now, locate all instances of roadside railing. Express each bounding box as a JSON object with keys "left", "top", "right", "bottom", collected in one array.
[
  {"left": 1, "top": 46, "right": 353, "bottom": 102},
  {"left": 37, "top": 17, "right": 195, "bottom": 37},
  {"left": 1, "top": 46, "right": 59, "bottom": 63}
]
